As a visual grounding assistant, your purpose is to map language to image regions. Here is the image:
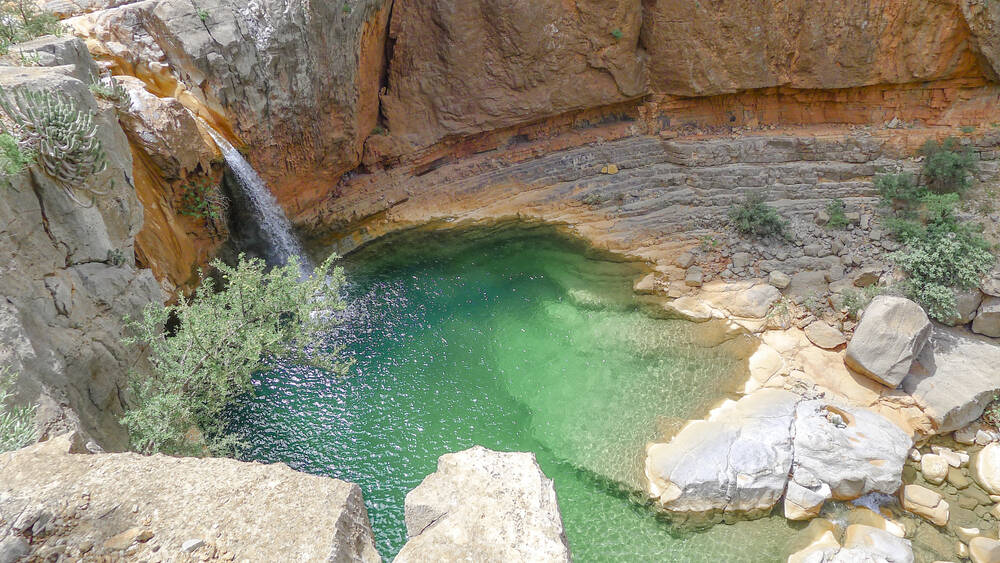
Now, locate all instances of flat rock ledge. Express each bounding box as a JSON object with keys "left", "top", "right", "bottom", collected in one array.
[
  {"left": 644, "top": 389, "right": 912, "bottom": 527},
  {"left": 396, "top": 446, "right": 571, "bottom": 563},
  {"left": 0, "top": 434, "right": 381, "bottom": 562}
]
